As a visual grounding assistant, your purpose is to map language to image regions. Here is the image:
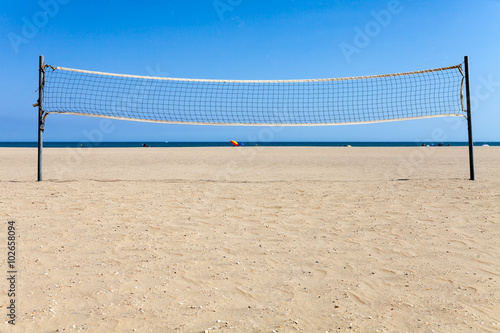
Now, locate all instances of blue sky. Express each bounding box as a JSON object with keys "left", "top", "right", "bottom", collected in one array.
[{"left": 1, "top": 0, "right": 499, "bottom": 142}]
